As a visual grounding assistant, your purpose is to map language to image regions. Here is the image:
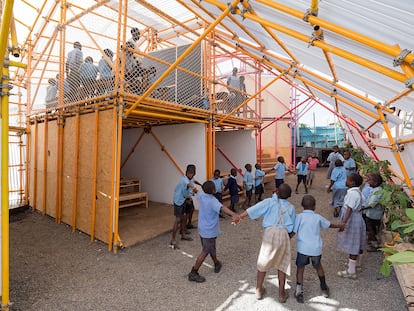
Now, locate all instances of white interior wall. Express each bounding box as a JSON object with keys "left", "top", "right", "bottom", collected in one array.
[
  {"left": 121, "top": 123, "right": 207, "bottom": 204},
  {"left": 215, "top": 130, "right": 257, "bottom": 184}
]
